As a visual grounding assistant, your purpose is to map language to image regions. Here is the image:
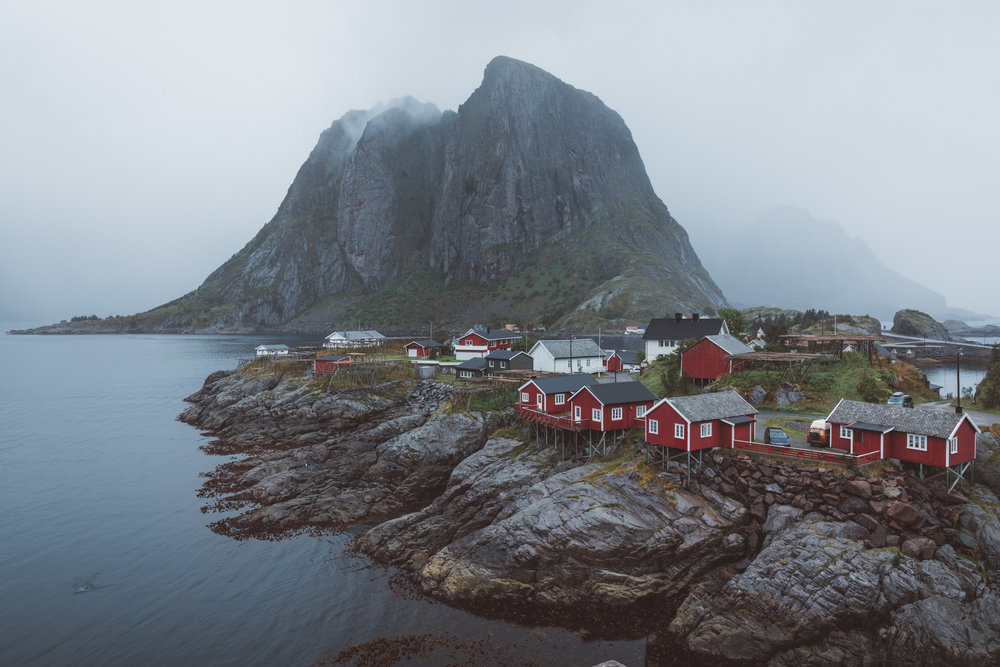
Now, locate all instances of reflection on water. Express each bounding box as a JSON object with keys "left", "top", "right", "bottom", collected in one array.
[
  {"left": 0, "top": 326, "right": 646, "bottom": 666},
  {"left": 913, "top": 361, "right": 987, "bottom": 399}
]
